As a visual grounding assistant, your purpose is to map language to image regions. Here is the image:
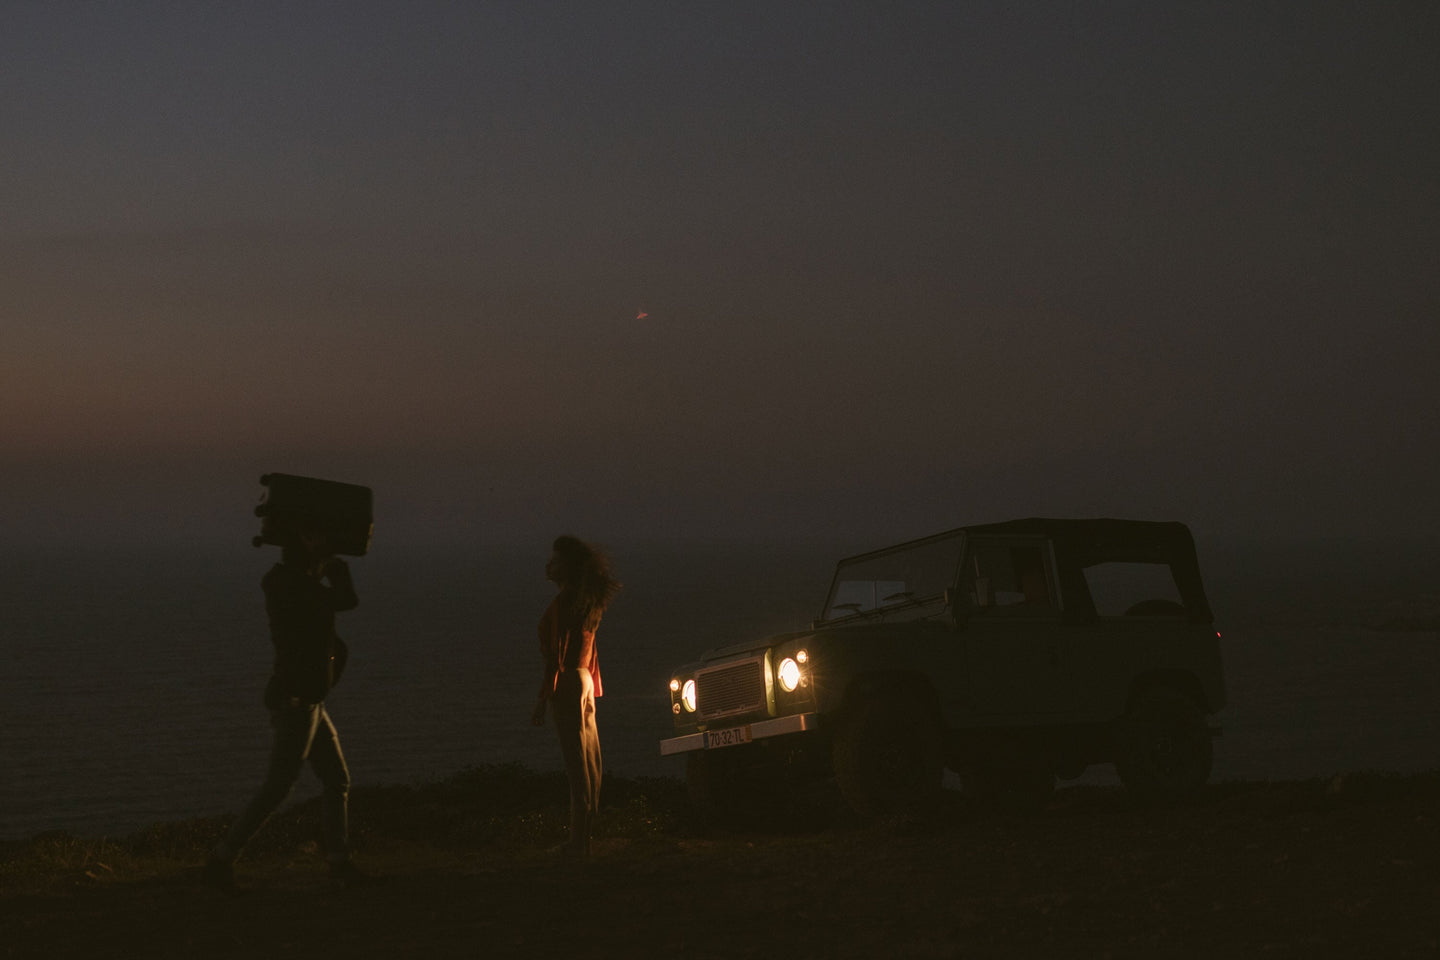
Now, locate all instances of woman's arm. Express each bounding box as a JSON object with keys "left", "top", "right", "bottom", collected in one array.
[{"left": 534, "top": 600, "right": 562, "bottom": 722}]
